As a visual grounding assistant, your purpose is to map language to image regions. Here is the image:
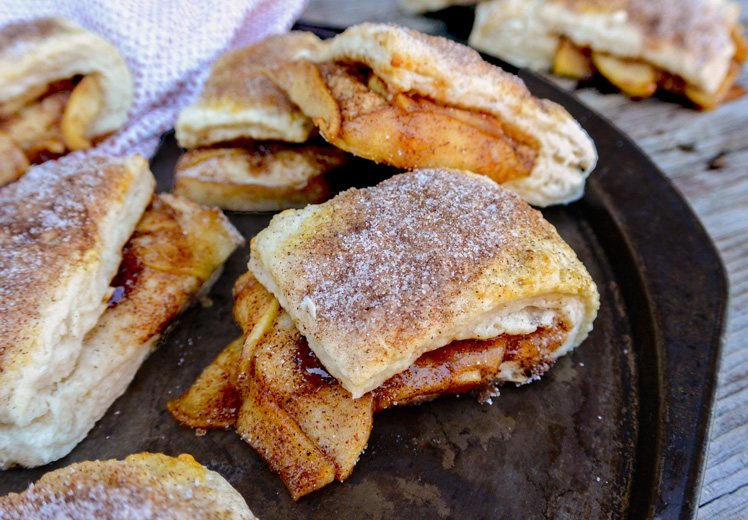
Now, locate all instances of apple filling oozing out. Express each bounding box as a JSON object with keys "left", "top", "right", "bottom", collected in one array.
[
  {"left": 0, "top": 74, "right": 104, "bottom": 186},
  {"left": 552, "top": 27, "right": 748, "bottom": 109},
  {"left": 169, "top": 273, "right": 573, "bottom": 499},
  {"left": 277, "top": 59, "right": 540, "bottom": 184}
]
